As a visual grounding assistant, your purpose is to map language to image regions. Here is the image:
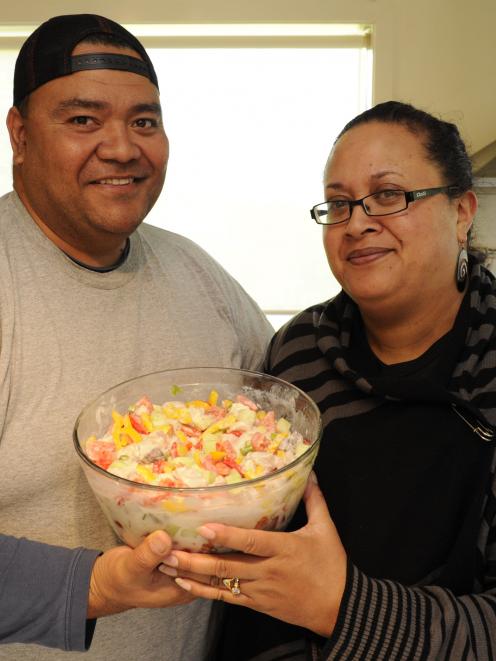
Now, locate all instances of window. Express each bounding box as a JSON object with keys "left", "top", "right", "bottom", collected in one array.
[
  {"left": 0, "top": 47, "right": 17, "bottom": 197},
  {"left": 0, "top": 24, "right": 372, "bottom": 328}
]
